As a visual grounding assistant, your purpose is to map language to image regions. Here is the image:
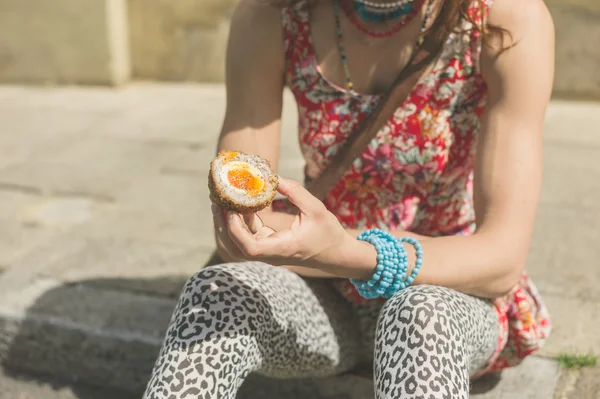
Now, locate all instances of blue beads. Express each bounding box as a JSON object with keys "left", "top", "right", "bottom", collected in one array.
[
  {"left": 399, "top": 236, "right": 423, "bottom": 288},
  {"left": 352, "top": 1, "right": 415, "bottom": 23},
  {"left": 351, "top": 229, "right": 424, "bottom": 300}
]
